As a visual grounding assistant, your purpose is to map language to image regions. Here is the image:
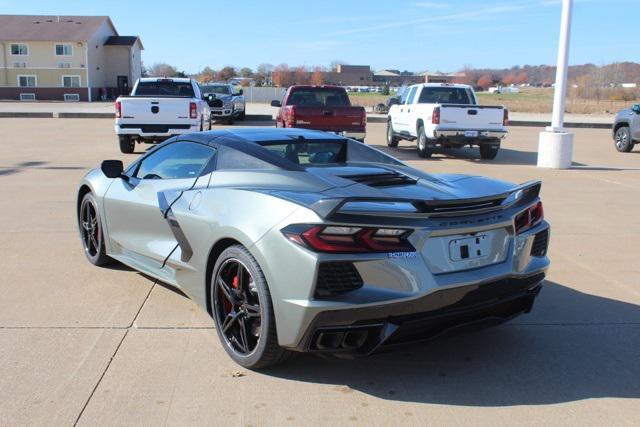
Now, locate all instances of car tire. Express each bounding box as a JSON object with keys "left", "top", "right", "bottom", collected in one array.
[
  {"left": 239, "top": 110, "right": 246, "bottom": 121},
  {"left": 416, "top": 124, "right": 433, "bottom": 158},
  {"left": 614, "top": 126, "right": 634, "bottom": 152},
  {"left": 78, "top": 192, "right": 111, "bottom": 266},
  {"left": 479, "top": 144, "right": 500, "bottom": 160},
  {"left": 386, "top": 120, "right": 399, "bottom": 147},
  {"left": 118, "top": 135, "right": 134, "bottom": 154},
  {"left": 211, "top": 245, "right": 292, "bottom": 369},
  {"left": 226, "top": 116, "right": 234, "bottom": 125}
]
